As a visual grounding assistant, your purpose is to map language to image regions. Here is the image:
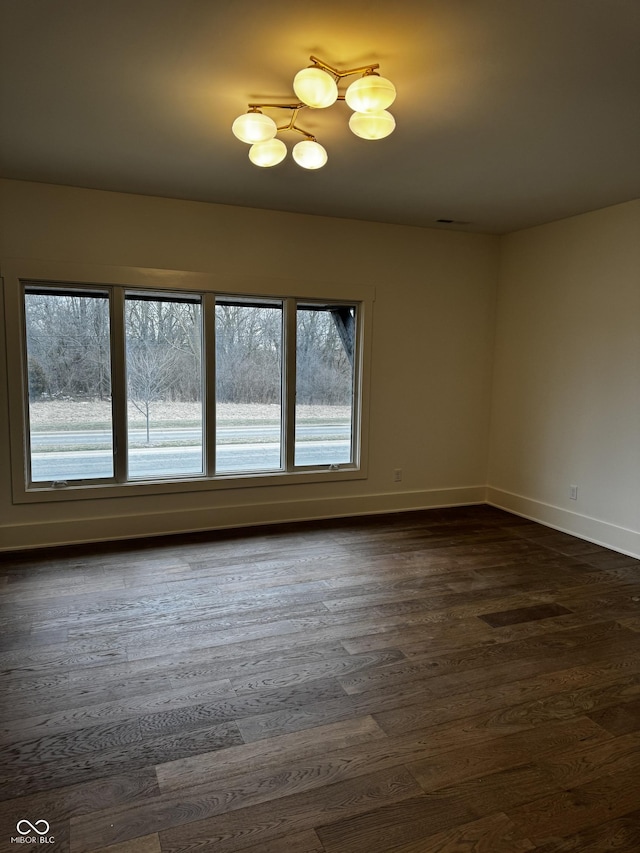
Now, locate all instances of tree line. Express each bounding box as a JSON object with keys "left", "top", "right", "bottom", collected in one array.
[{"left": 25, "top": 293, "right": 353, "bottom": 407}]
